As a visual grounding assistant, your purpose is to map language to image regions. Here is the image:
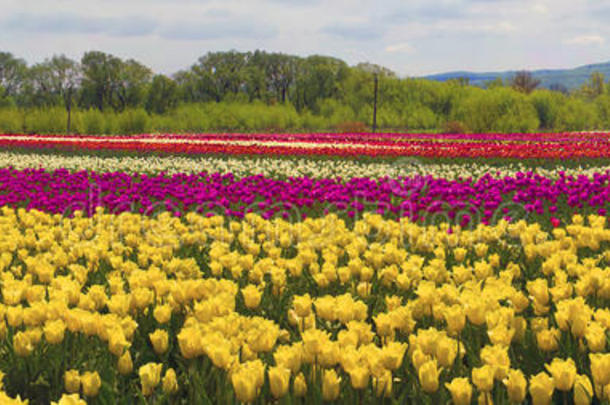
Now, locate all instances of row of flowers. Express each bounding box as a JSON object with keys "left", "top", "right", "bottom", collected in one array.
[
  {"left": 1, "top": 133, "right": 610, "bottom": 158},
  {"left": 2, "top": 151, "right": 610, "bottom": 180},
  {"left": 0, "top": 168, "right": 608, "bottom": 228},
  {"left": 4, "top": 131, "right": 610, "bottom": 143},
  {"left": 0, "top": 209, "right": 608, "bottom": 403}
]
